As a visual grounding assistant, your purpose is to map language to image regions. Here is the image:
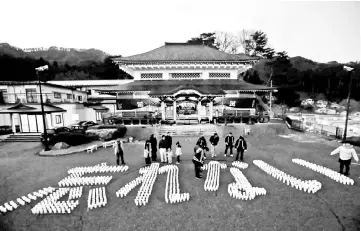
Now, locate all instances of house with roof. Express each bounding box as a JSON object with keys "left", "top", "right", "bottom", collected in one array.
[
  {"left": 0, "top": 81, "right": 109, "bottom": 133},
  {"left": 94, "top": 42, "right": 276, "bottom": 124}
]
